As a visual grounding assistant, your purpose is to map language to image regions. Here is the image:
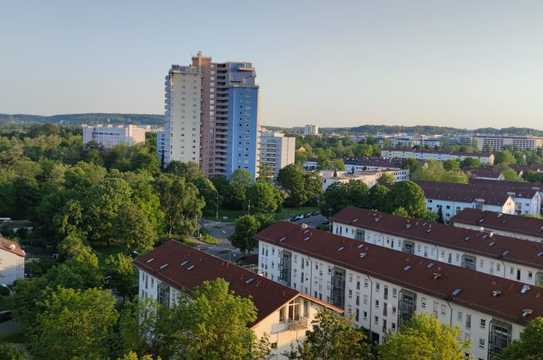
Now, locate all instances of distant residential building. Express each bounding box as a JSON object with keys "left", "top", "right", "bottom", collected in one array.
[
  {"left": 417, "top": 181, "right": 517, "bottom": 222},
  {"left": 332, "top": 207, "right": 543, "bottom": 286},
  {"left": 260, "top": 131, "right": 295, "bottom": 177},
  {"left": 387, "top": 135, "right": 442, "bottom": 148},
  {"left": 451, "top": 208, "right": 543, "bottom": 244},
  {"left": 303, "top": 124, "right": 319, "bottom": 136},
  {"left": 159, "top": 65, "right": 202, "bottom": 166},
  {"left": 303, "top": 160, "right": 318, "bottom": 171},
  {"left": 381, "top": 148, "right": 495, "bottom": 165},
  {"left": 0, "top": 236, "right": 25, "bottom": 285},
  {"left": 135, "top": 240, "right": 339, "bottom": 356},
  {"left": 320, "top": 169, "right": 402, "bottom": 191},
  {"left": 82, "top": 124, "right": 146, "bottom": 148},
  {"left": 257, "top": 222, "right": 543, "bottom": 359},
  {"left": 468, "top": 167, "right": 505, "bottom": 181},
  {"left": 344, "top": 157, "right": 409, "bottom": 181},
  {"left": 158, "top": 53, "right": 260, "bottom": 178},
  {"left": 473, "top": 135, "right": 543, "bottom": 152},
  {"left": 469, "top": 179, "right": 543, "bottom": 216}
]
